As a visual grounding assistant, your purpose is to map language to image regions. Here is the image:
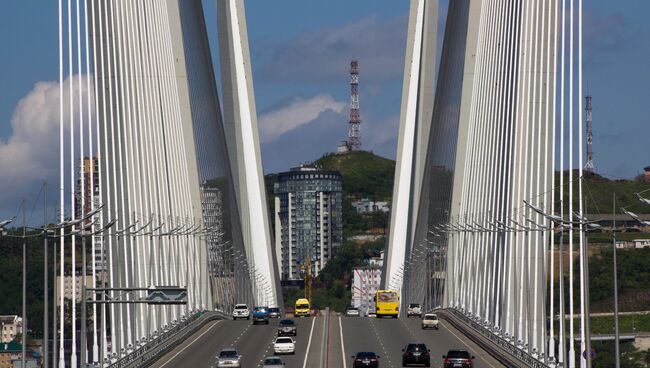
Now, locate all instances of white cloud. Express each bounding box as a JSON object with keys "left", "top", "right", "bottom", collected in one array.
[
  {"left": 0, "top": 75, "right": 93, "bottom": 210},
  {"left": 258, "top": 94, "right": 346, "bottom": 143}
]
